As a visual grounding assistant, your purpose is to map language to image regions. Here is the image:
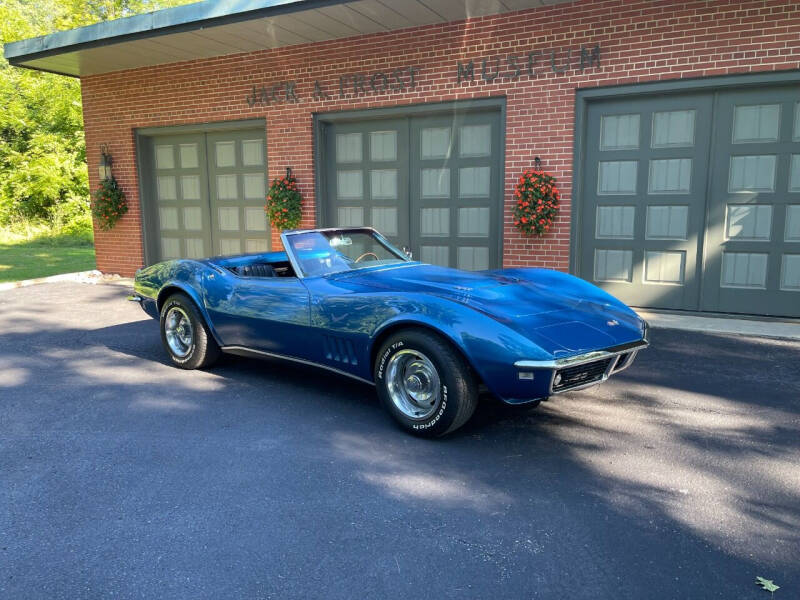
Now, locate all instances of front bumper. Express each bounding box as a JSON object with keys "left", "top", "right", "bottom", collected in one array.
[{"left": 514, "top": 340, "right": 648, "bottom": 396}]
